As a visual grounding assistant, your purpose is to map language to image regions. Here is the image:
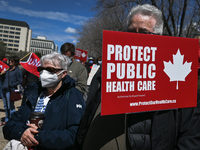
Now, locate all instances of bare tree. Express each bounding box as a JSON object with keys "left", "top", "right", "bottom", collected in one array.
[
  {"left": 76, "top": 0, "right": 200, "bottom": 57},
  {"left": 151, "top": 0, "right": 200, "bottom": 37}
]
